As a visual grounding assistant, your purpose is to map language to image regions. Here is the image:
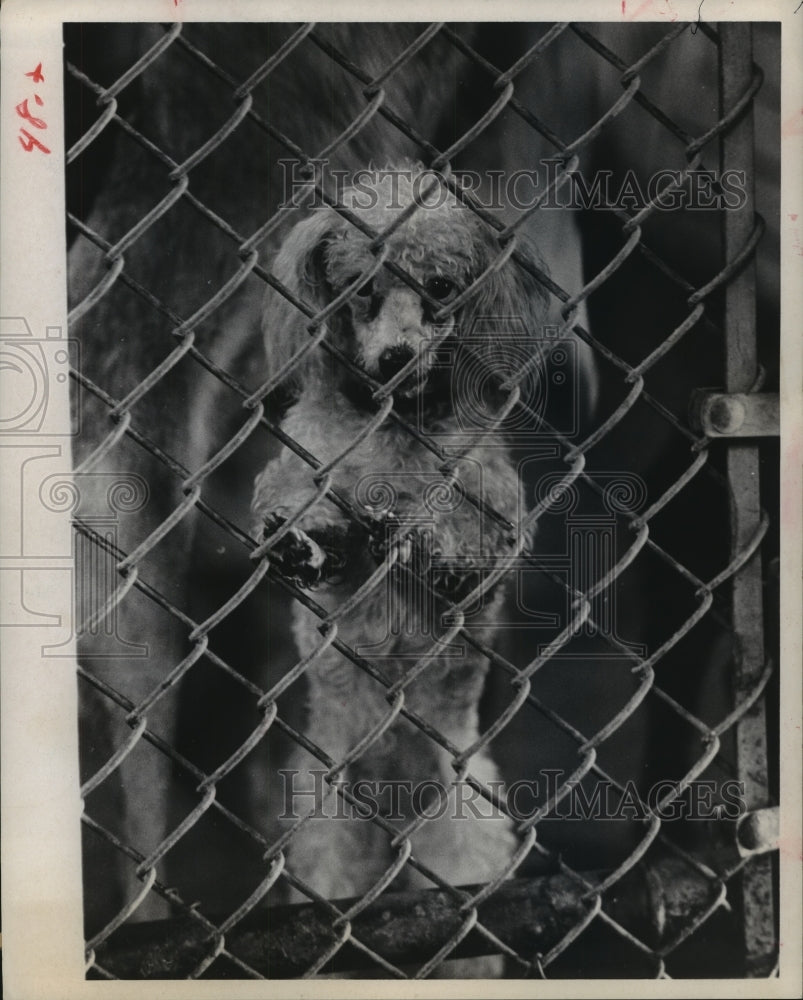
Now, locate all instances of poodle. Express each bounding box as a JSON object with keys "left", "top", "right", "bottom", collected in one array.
[{"left": 252, "top": 166, "right": 549, "bottom": 911}]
